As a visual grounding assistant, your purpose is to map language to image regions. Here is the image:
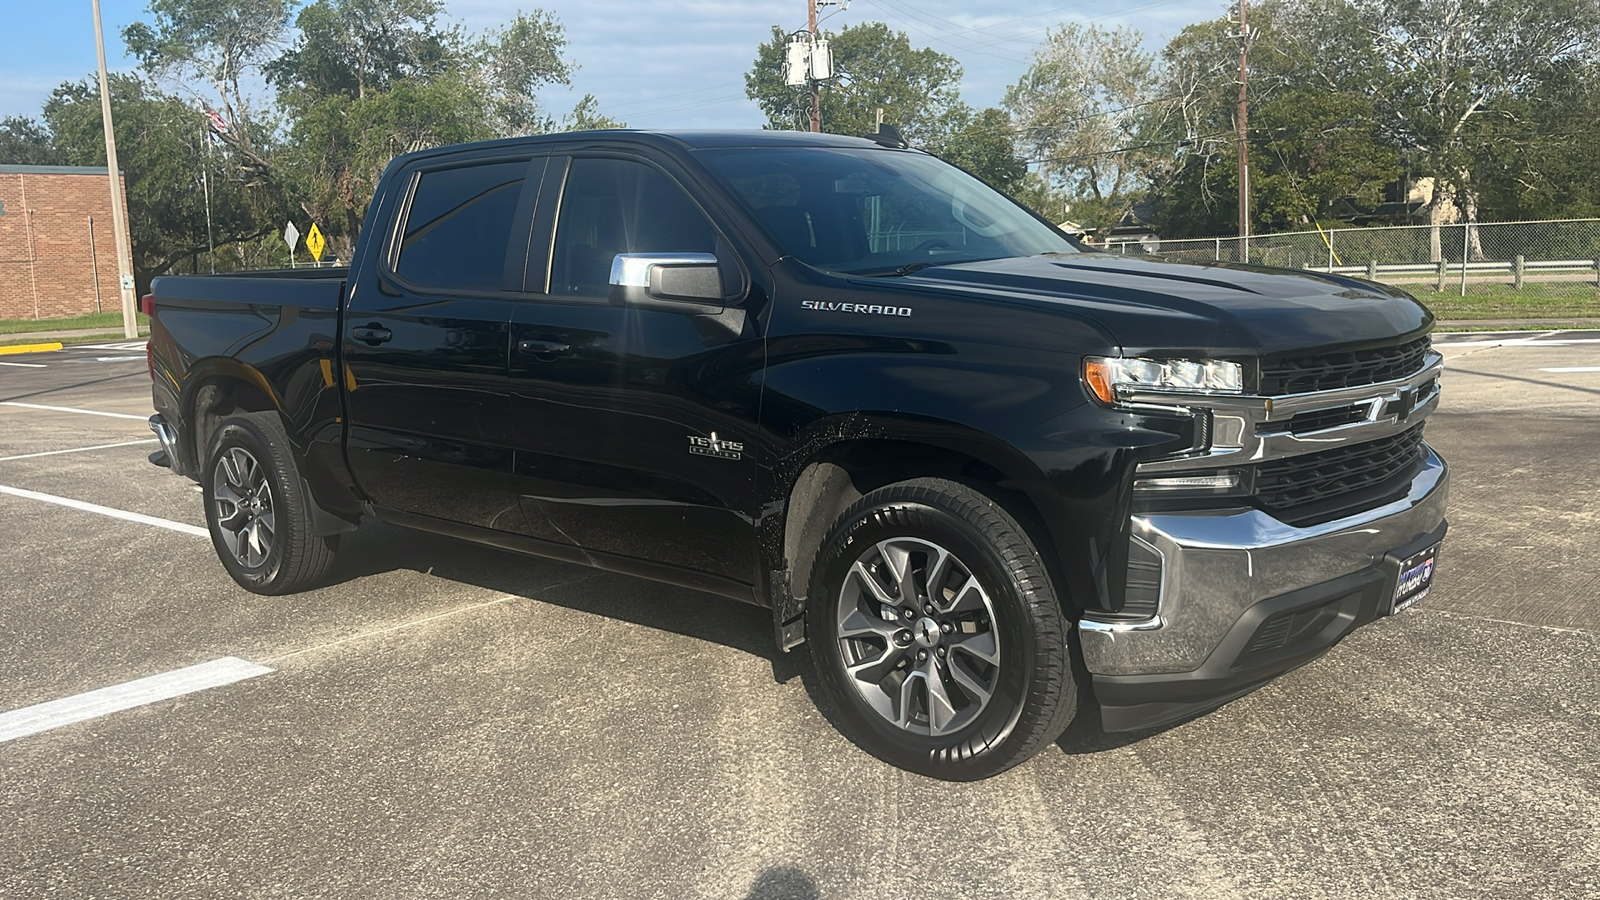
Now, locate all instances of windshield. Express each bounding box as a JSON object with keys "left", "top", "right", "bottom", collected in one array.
[{"left": 698, "top": 147, "right": 1078, "bottom": 275}]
